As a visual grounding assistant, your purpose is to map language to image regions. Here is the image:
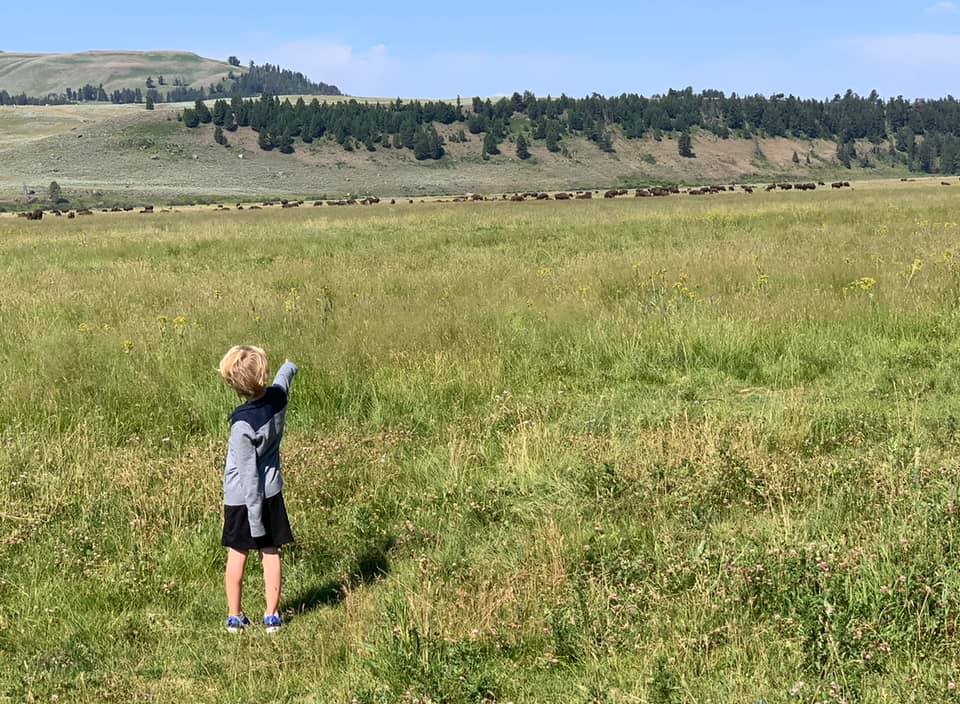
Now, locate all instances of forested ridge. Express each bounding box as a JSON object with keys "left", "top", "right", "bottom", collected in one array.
[
  {"left": 183, "top": 88, "right": 960, "bottom": 173},
  {"left": 0, "top": 62, "right": 340, "bottom": 106}
]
